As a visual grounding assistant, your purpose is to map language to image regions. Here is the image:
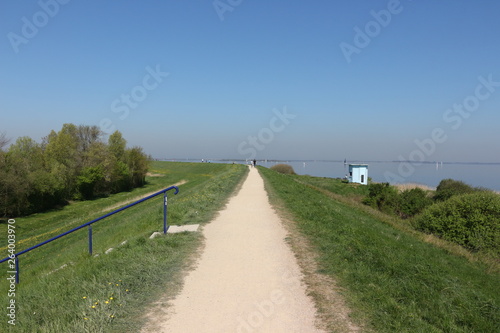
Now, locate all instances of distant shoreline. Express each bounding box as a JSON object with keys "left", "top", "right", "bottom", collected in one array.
[
  {"left": 156, "top": 158, "right": 500, "bottom": 166},
  {"left": 153, "top": 159, "right": 500, "bottom": 192}
]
